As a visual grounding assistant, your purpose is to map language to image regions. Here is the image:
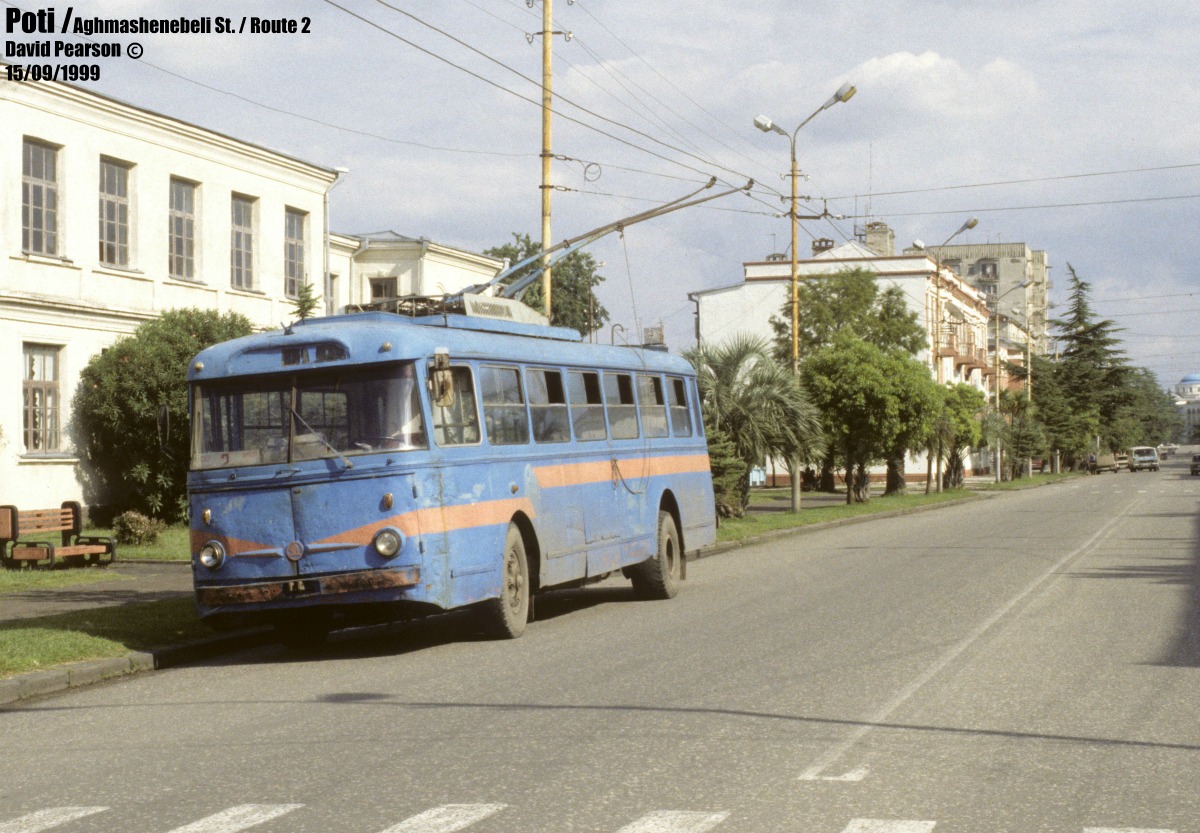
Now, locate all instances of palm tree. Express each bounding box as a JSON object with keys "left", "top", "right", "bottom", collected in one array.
[{"left": 686, "top": 335, "right": 824, "bottom": 512}]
